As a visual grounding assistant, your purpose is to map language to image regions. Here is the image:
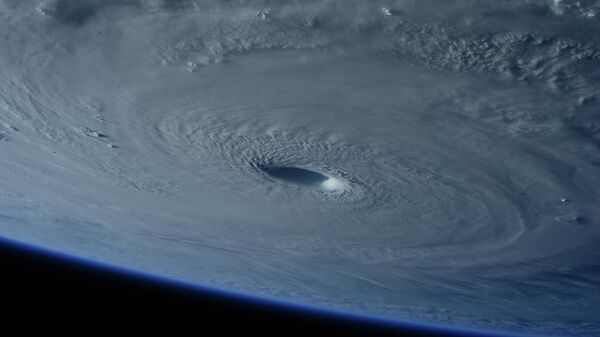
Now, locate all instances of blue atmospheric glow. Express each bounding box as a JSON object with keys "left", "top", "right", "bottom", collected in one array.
[{"left": 0, "top": 236, "right": 521, "bottom": 337}]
